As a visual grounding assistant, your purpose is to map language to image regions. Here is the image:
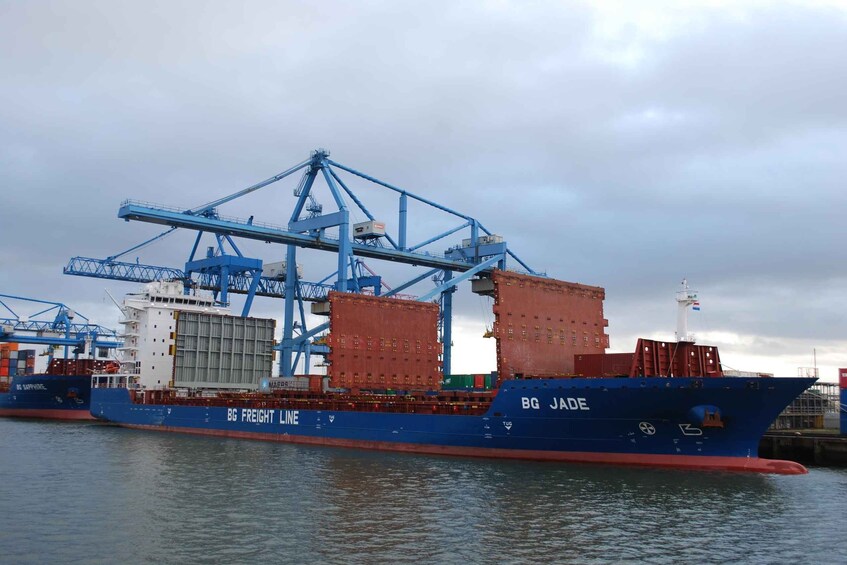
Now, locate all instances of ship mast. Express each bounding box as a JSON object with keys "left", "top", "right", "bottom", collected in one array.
[{"left": 675, "top": 278, "right": 698, "bottom": 343}]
